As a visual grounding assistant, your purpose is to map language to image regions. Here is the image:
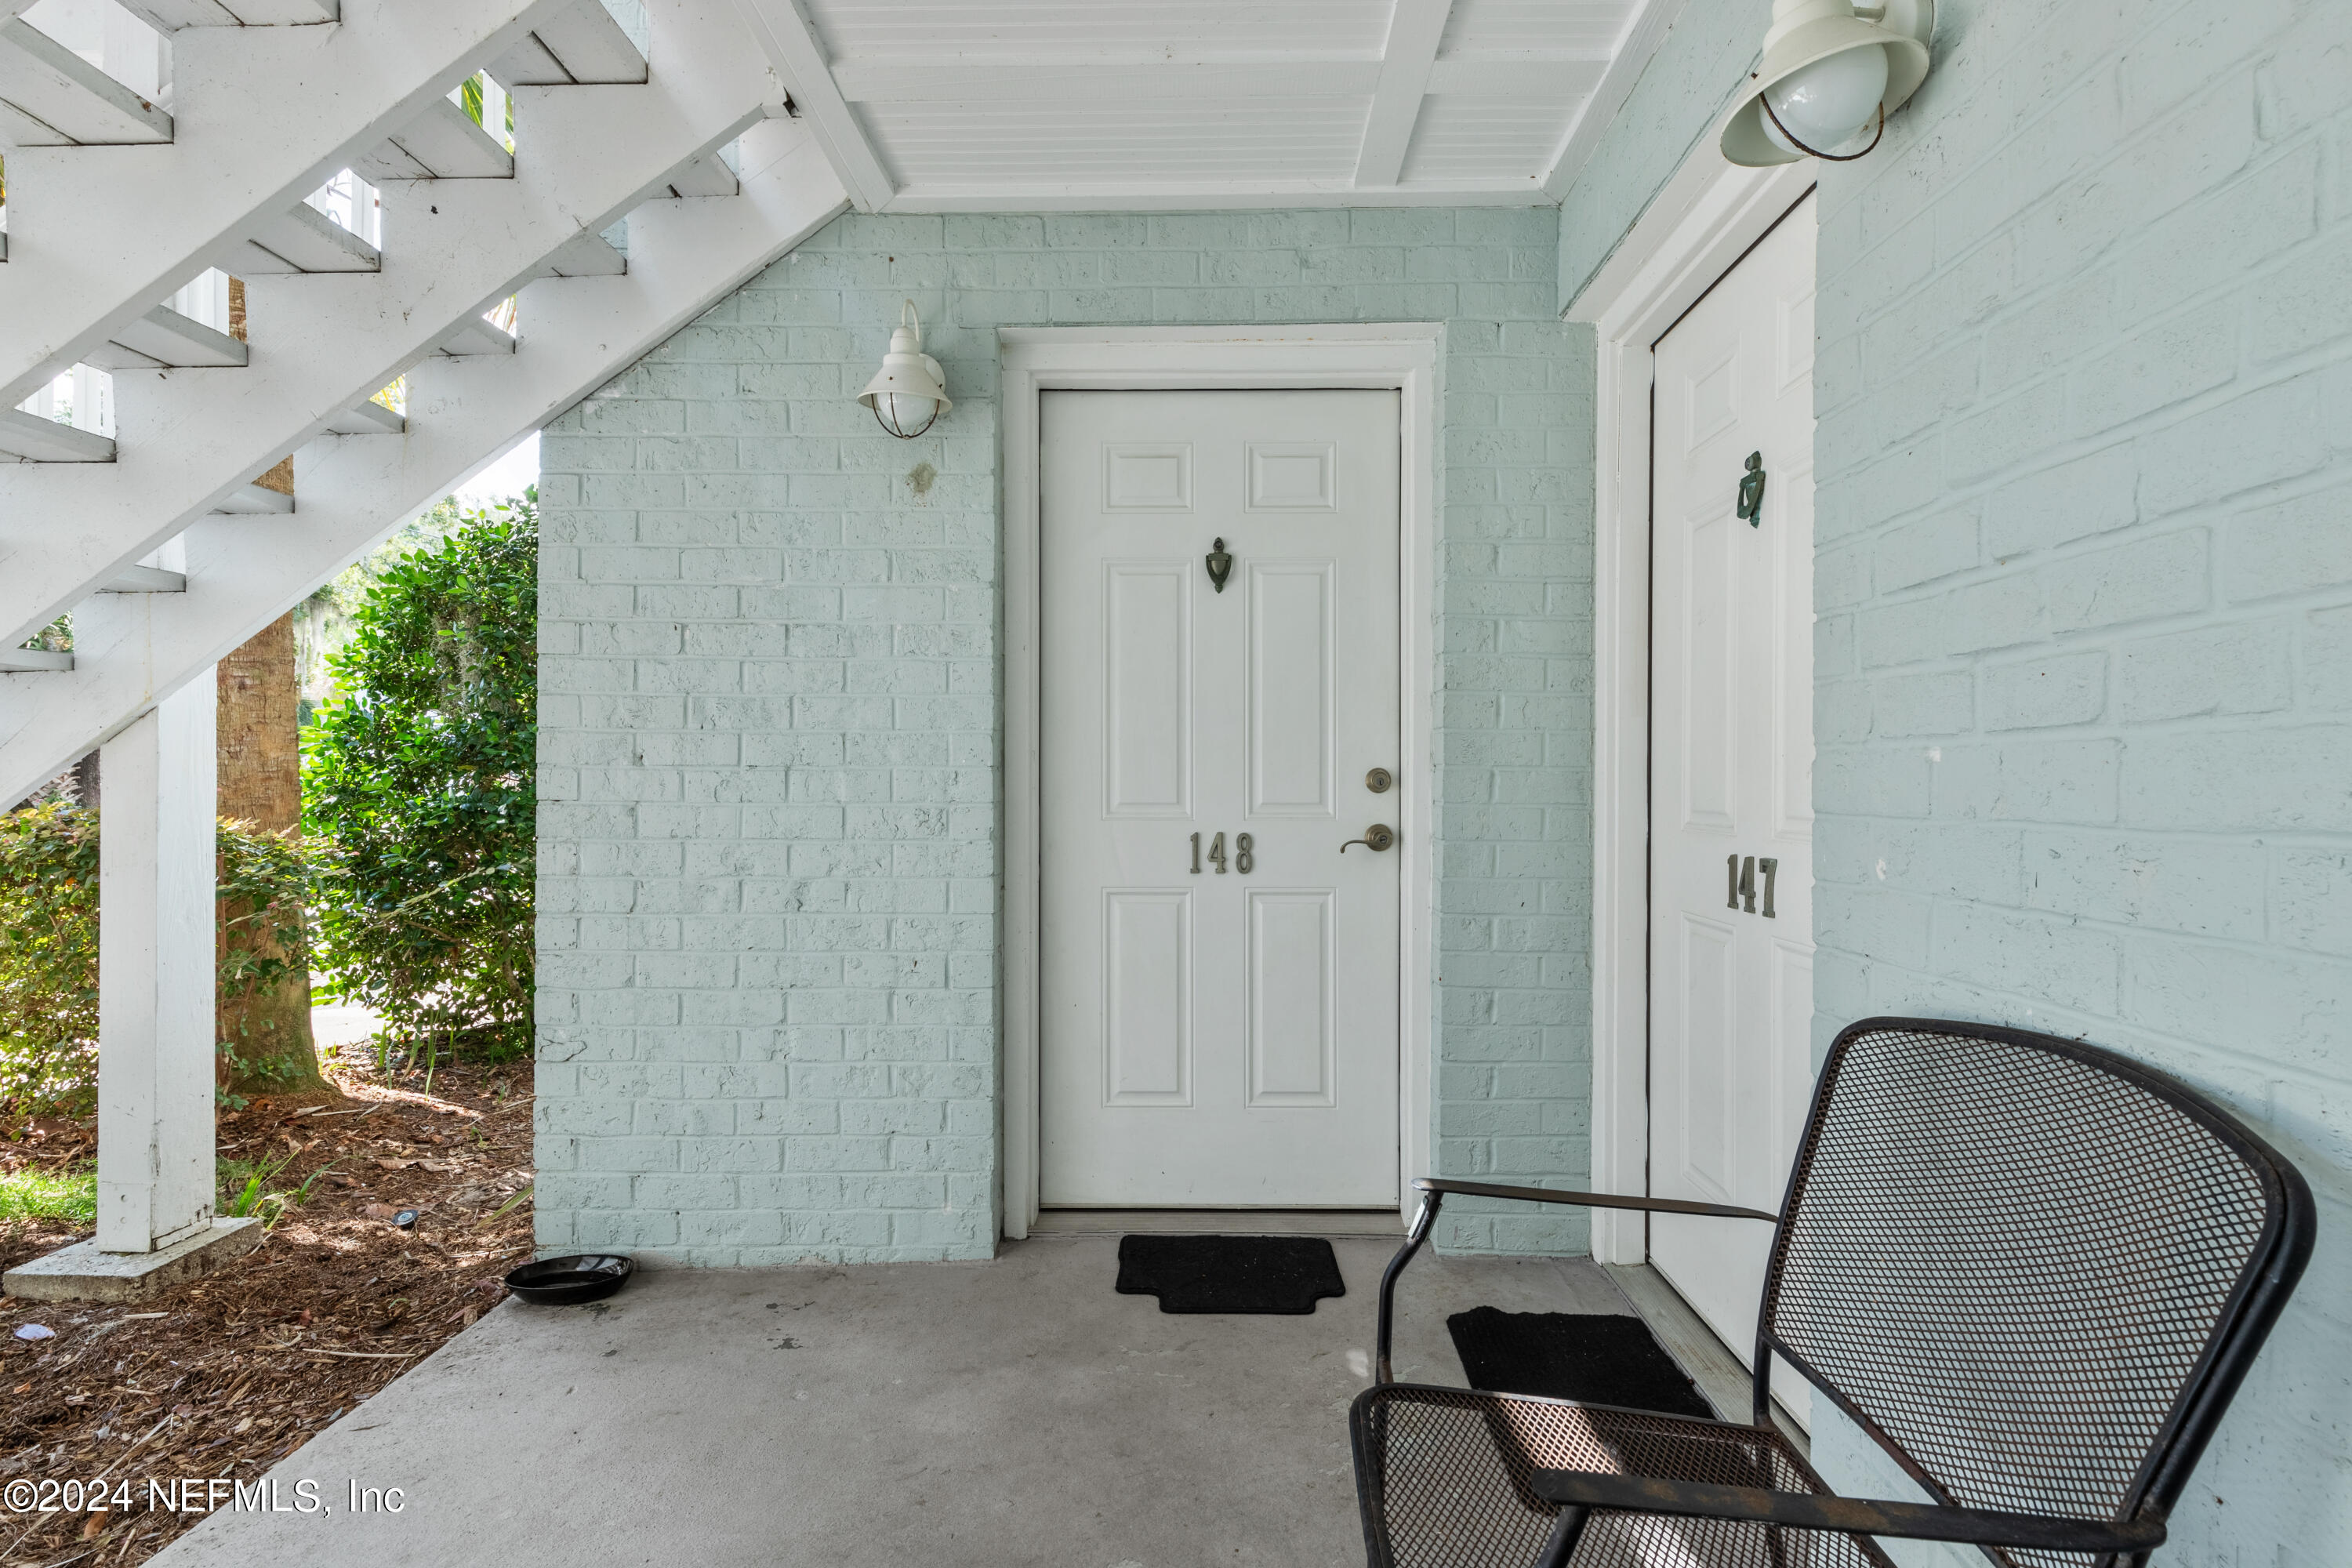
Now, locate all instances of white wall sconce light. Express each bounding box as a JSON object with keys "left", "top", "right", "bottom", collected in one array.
[
  {"left": 1721, "top": 0, "right": 1933, "bottom": 166},
  {"left": 856, "top": 299, "right": 952, "bottom": 438}
]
